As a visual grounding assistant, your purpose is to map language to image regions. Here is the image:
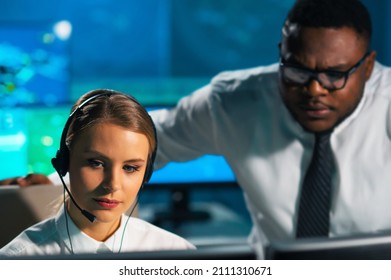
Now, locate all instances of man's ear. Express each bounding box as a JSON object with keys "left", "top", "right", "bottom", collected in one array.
[{"left": 365, "top": 50, "right": 377, "bottom": 81}]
